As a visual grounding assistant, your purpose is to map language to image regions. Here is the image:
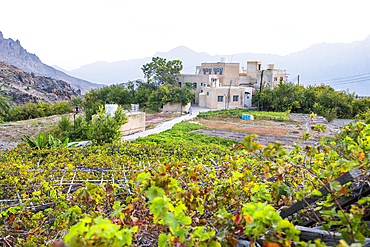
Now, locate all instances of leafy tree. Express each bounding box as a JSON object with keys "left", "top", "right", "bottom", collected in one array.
[
  {"left": 83, "top": 89, "right": 104, "bottom": 121},
  {"left": 87, "top": 105, "right": 128, "bottom": 144},
  {"left": 167, "top": 84, "right": 195, "bottom": 105},
  {"left": 0, "top": 83, "right": 11, "bottom": 119},
  {"left": 254, "top": 82, "right": 362, "bottom": 119},
  {"left": 141, "top": 57, "right": 183, "bottom": 85}
]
